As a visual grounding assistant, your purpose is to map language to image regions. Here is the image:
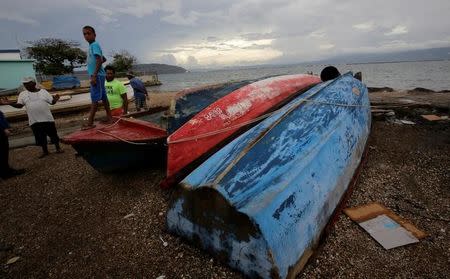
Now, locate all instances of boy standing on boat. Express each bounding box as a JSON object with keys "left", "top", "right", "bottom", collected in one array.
[
  {"left": 0, "top": 77, "right": 63, "bottom": 158},
  {"left": 105, "top": 65, "right": 128, "bottom": 116},
  {"left": 82, "top": 25, "right": 113, "bottom": 129},
  {"left": 126, "top": 72, "right": 149, "bottom": 111}
]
